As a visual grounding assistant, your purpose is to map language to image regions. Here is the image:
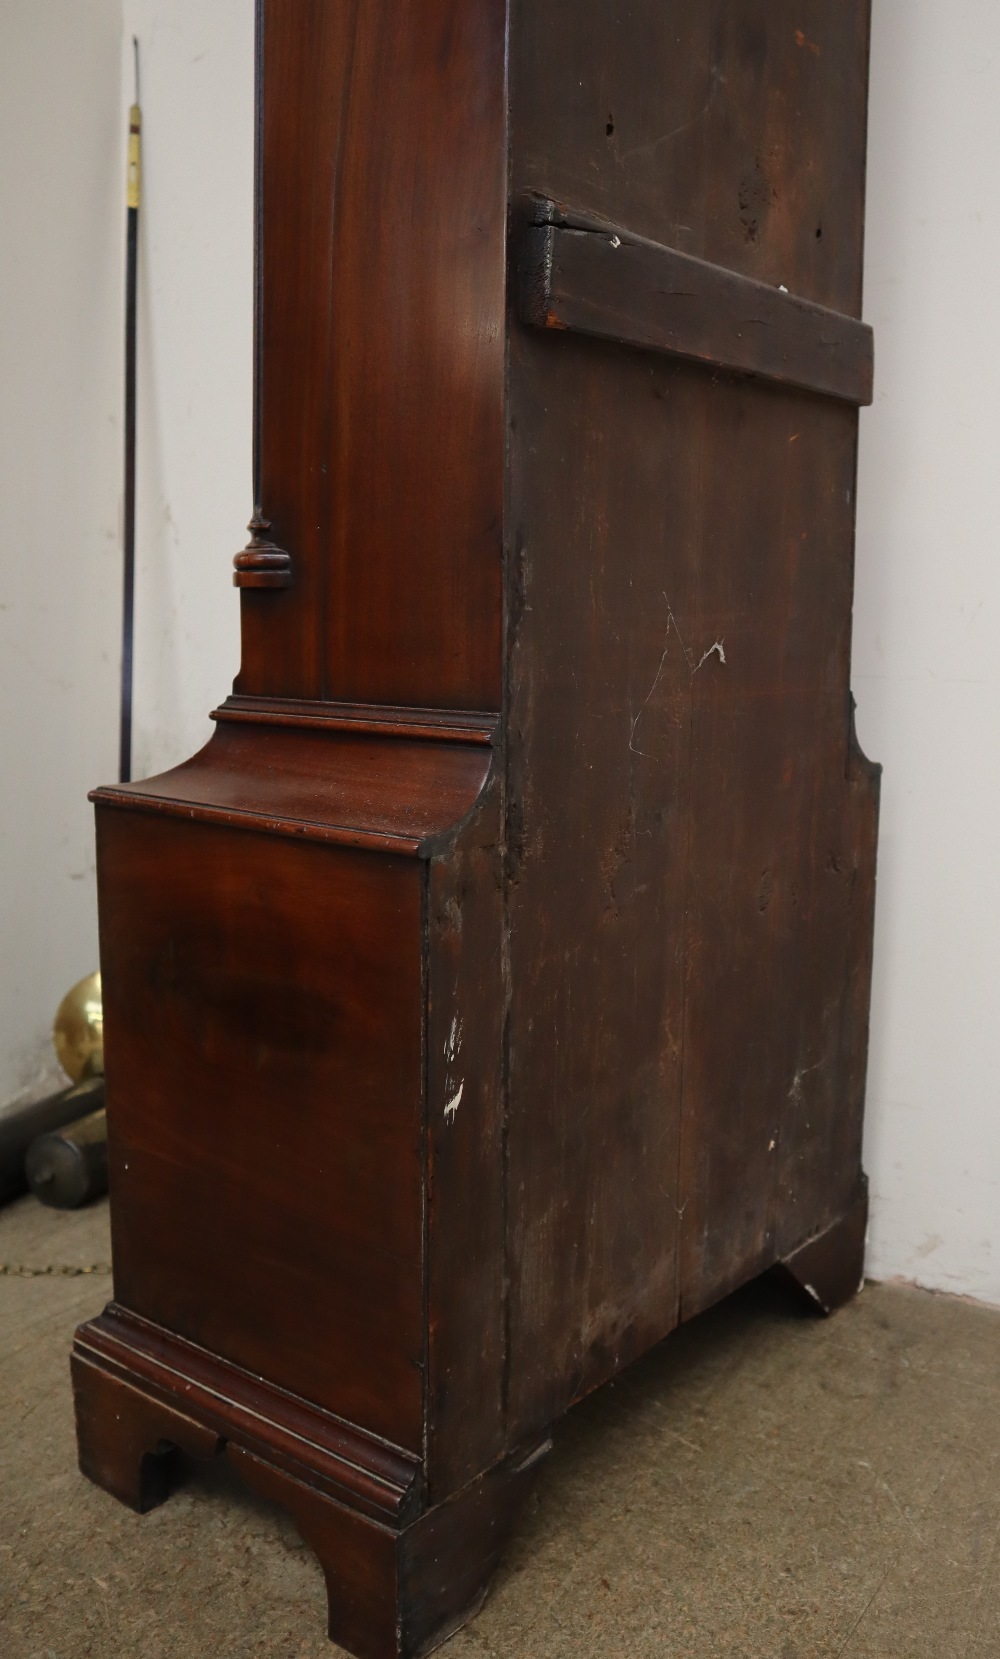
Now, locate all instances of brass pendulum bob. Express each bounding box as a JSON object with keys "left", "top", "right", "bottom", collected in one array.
[{"left": 0, "top": 973, "right": 106, "bottom": 1207}]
